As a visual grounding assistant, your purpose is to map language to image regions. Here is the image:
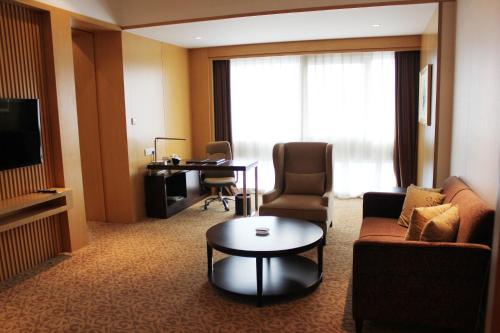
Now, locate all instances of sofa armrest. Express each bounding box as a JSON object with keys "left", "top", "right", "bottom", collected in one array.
[
  {"left": 353, "top": 238, "right": 491, "bottom": 329},
  {"left": 262, "top": 189, "right": 281, "bottom": 204},
  {"left": 362, "top": 191, "right": 406, "bottom": 219}
]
